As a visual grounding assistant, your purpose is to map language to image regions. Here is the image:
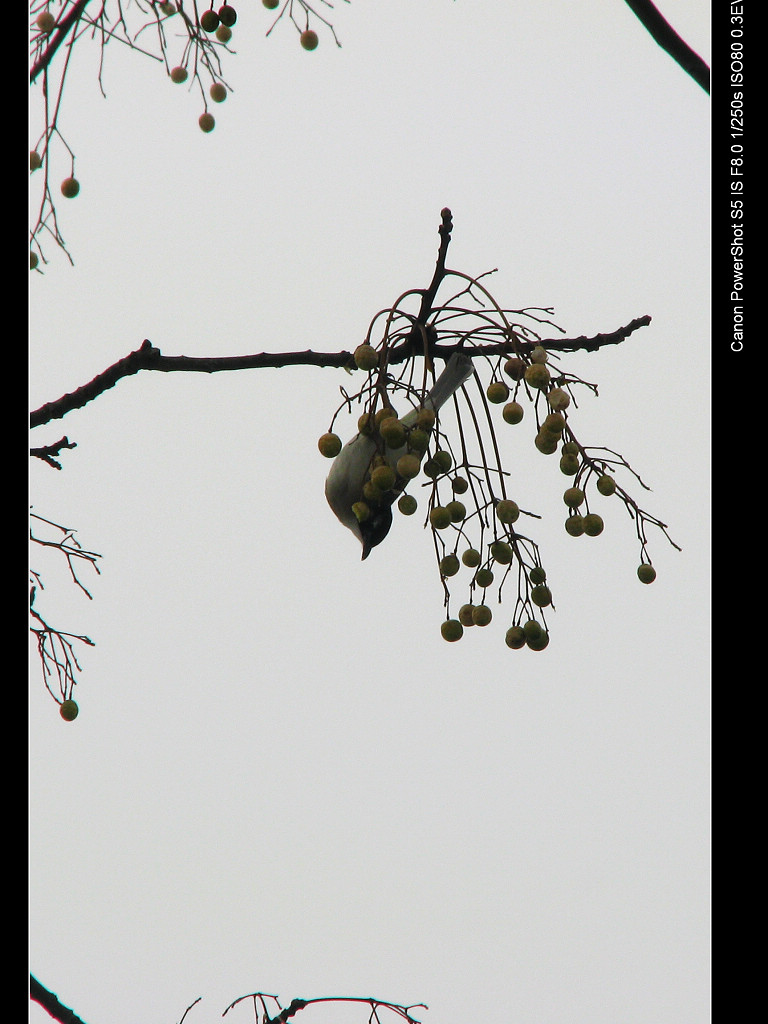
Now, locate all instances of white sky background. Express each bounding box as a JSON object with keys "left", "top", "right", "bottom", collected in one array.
[{"left": 29, "top": 2, "right": 710, "bottom": 1023}]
